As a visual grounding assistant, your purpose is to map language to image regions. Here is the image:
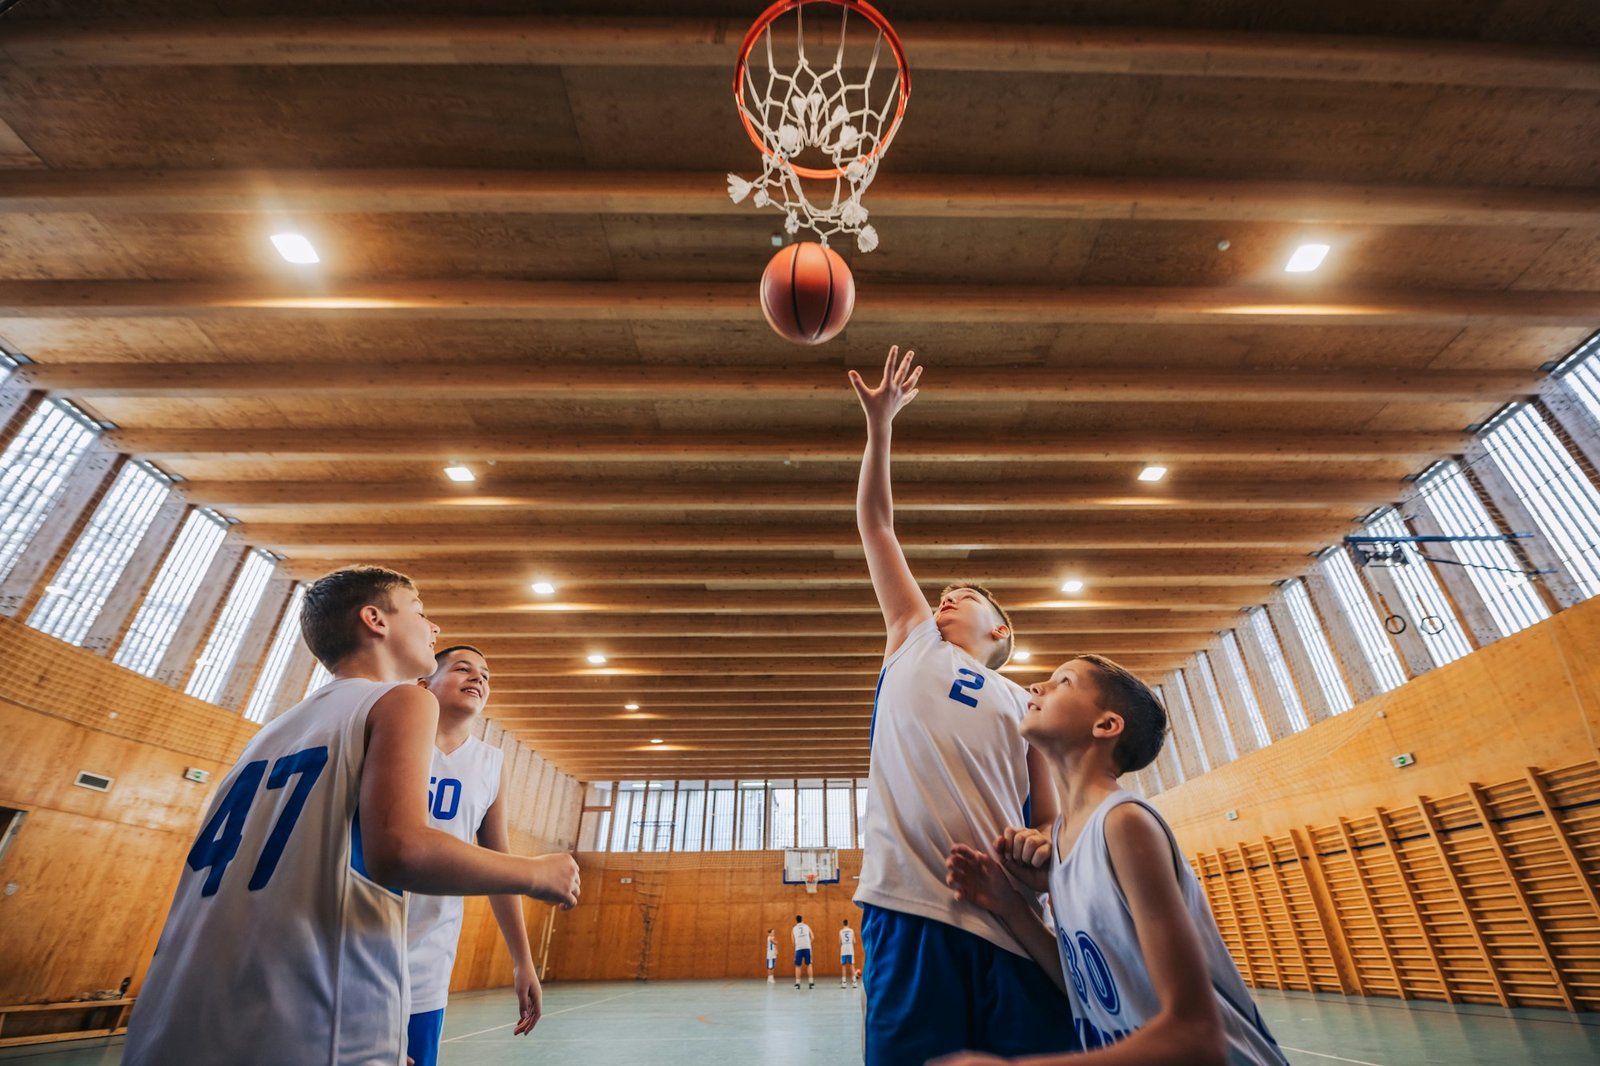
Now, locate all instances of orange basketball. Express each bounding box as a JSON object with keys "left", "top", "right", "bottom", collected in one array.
[{"left": 760, "top": 241, "right": 855, "bottom": 345}]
